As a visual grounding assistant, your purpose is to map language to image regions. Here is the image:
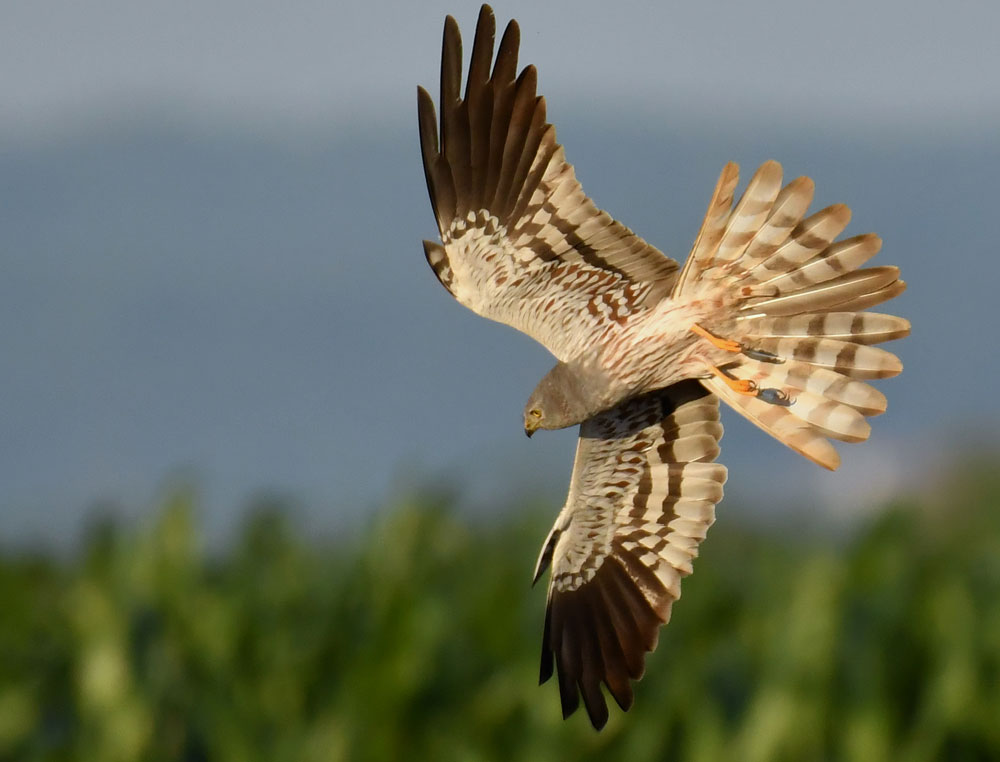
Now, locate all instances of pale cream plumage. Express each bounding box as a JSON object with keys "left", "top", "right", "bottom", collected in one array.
[
  {"left": 418, "top": 4, "right": 909, "bottom": 729},
  {"left": 533, "top": 381, "right": 725, "bottom": 728}
]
